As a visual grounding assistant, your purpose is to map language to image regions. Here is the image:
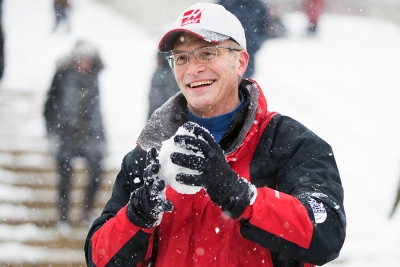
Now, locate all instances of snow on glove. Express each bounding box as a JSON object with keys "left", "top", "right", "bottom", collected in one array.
[
  {"left": 127, "top": 148, "right": 173, "bottom": 228},
  {"left": 170, "top": 122, "right": 256, "bottom": 219}
]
